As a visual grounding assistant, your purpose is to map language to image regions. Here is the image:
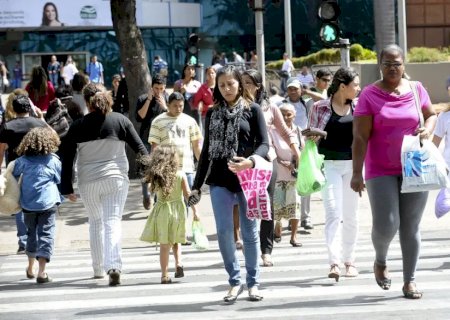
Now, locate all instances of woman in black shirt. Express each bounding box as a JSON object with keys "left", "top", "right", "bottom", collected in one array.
[{"left": 189, "top": 66, "right": 269, "bottom": 302}]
